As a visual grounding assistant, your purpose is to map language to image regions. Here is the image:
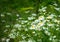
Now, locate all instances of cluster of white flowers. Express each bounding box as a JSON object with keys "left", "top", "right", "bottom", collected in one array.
[
  {"left": 54, "top": 19, "right": 60, "bottom": 24},
  {"left": 9, "top": 10, "right": 60, "bottom": 40},
  {"left": 1, "top": 14, "right": 5, "bottom": 17},
  {"left": 5, "top": 25, "right": 10, "bottom": 28},
  {"left": 32, "top": 13, "right": 36, "bottom": 16},
  {"left": 16, "top": 14, "right": 20, "bottom": 17},
  {"left": 9, "top": 29, "right": 19, "bottom": 38},
  {"left": 44, "top": 30, "right": 51, "bottom": 36},
  {"left": 30, "top": 13, "right": 59, "bottom": 31},
  {"left": 30, "top": 16, "right": 45, "bottom": 30},
  {"left": 28, "top": 16, "right": 35, "bottom": 20},
  {"left": 14, "top": 24, "right": 21, "bottom": 28},
  {"left": 53, "top": 3, "right": 58, "bottom": 6},
  {"left": 54, "top": 7, "right": 60, "bottom": 11},
  {"left": 9, "top": 33, "right": 16, "bottom": 38},
  {"left": 49, "top": 35, "right": 56, "bottom": 41},
  {"left": 7, "top": 13, "right": 11, "bottom": 15},
  {"left": 39, "top": 7, "right": 47, "bottom": 12},
  {"left": 21, "top": 20, "right": 28, "bottom": 24}
]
